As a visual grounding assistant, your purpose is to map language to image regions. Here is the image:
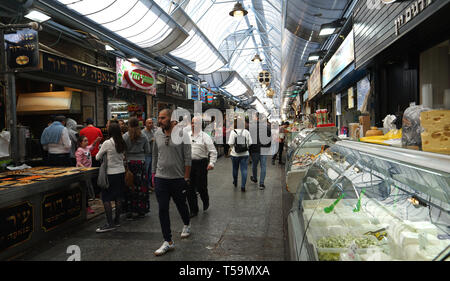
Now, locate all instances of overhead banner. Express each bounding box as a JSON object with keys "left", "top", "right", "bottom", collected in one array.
[
  {"left": 116, "top": 58, "right": 156, "bottom": 95},
  {"left": 322, "top": 30, "right": 355, "bottom": 88},
  {"left": 4, "top": 28, "right": 39, "bottom": 71},
  {"left": 165, "top": 77, "right": 187, "bottom": 100},
  {"left": 308, "top": 62, "right": 322, "bottom": 100}
]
